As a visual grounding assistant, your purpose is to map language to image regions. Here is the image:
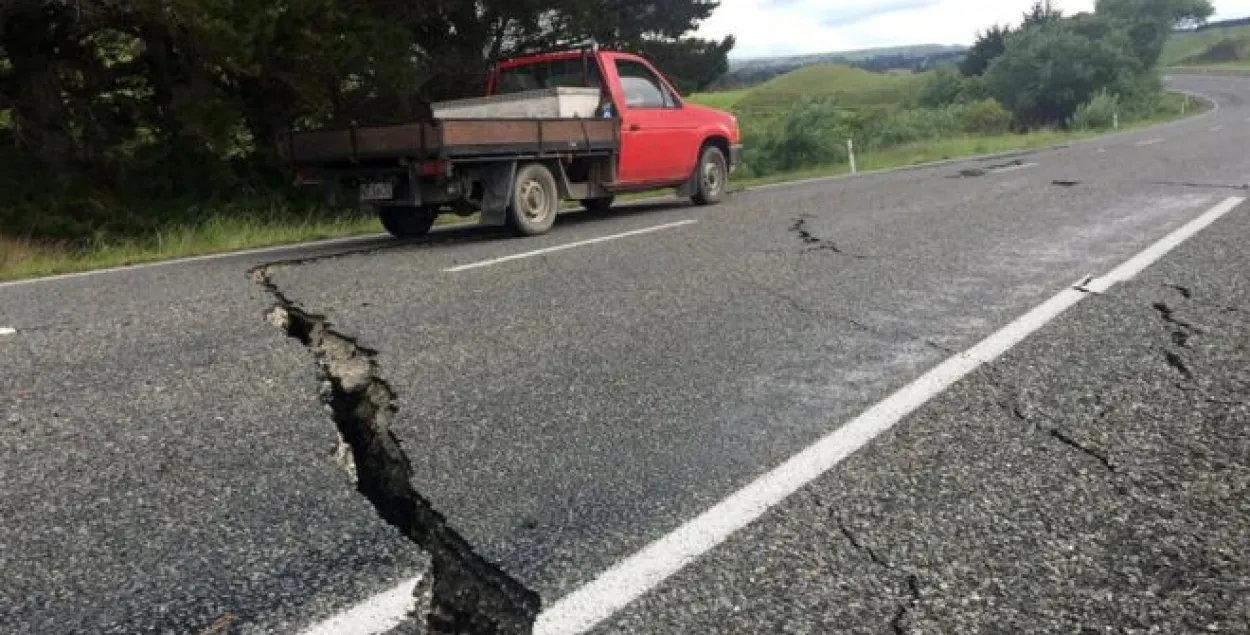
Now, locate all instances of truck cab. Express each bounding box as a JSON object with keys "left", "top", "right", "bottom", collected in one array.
[{"left": 488, "top": 48, "right": 743, "bottom": 194}]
